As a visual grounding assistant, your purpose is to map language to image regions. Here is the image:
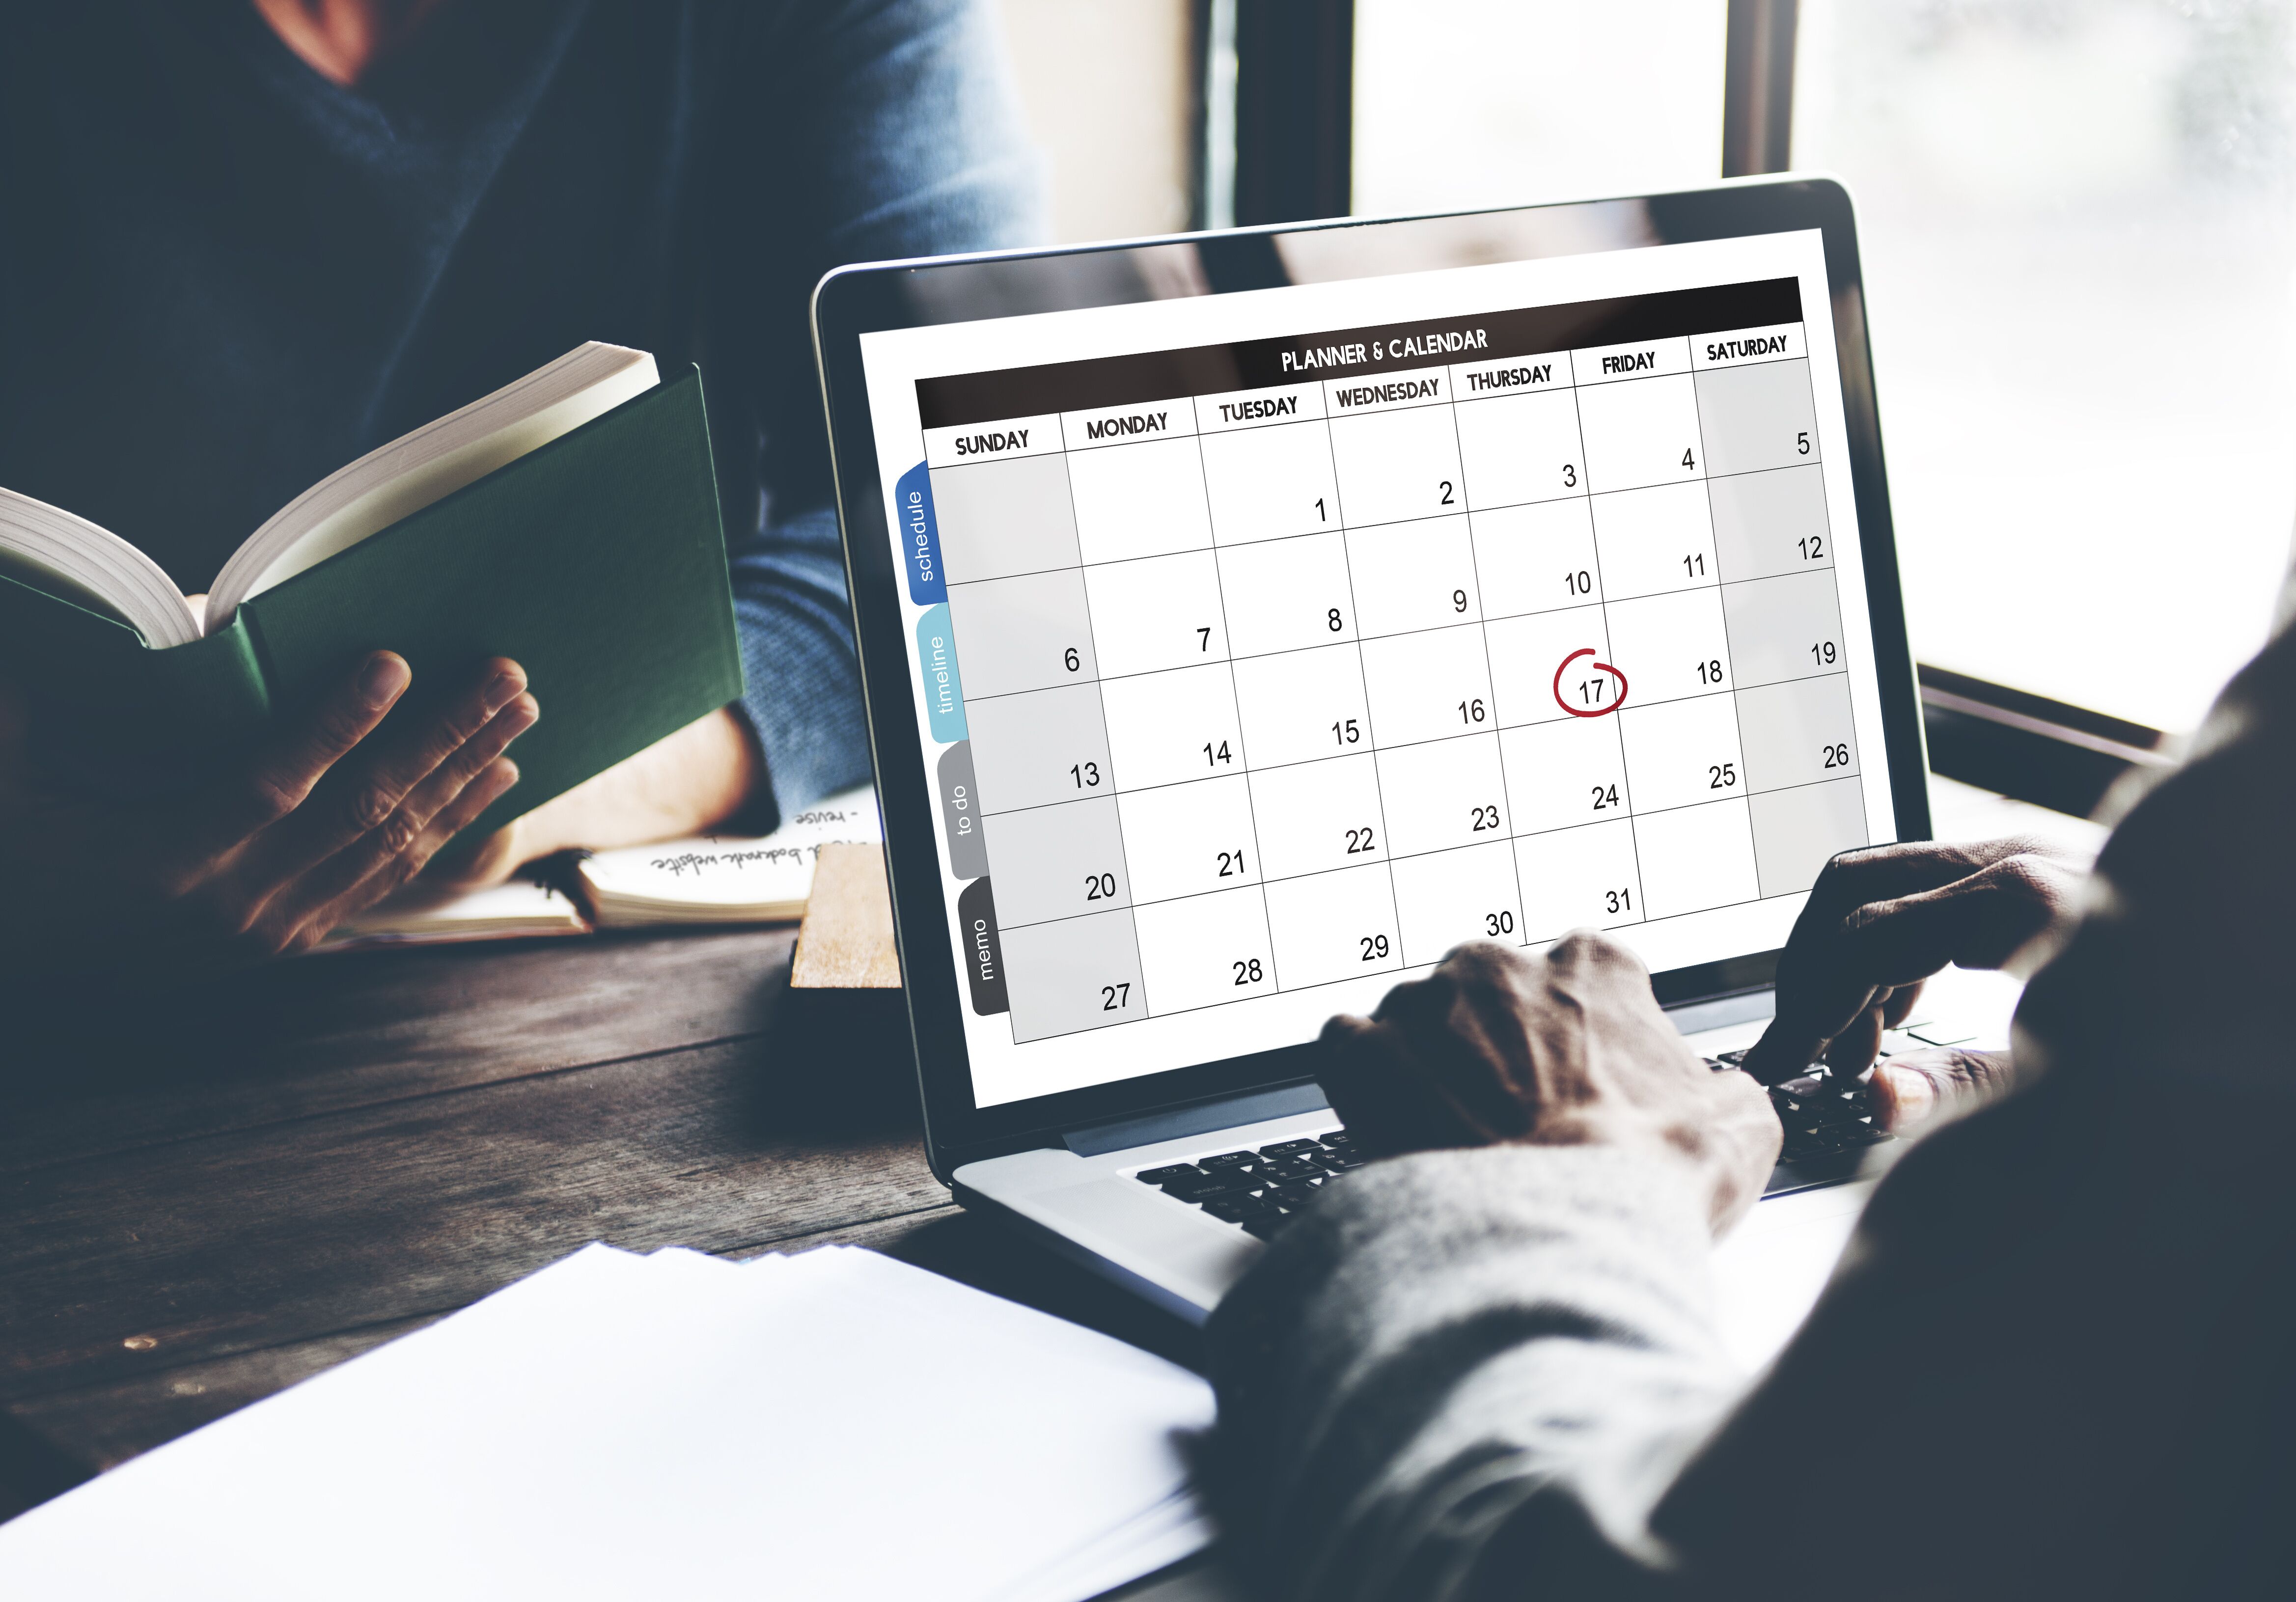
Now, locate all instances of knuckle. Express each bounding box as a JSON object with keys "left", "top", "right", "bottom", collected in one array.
[
  {"left": 1988, "top": 855, "right": 2056, "bottom": 905},
  {"left": 314, "top": 704, "right": 374, "bottom": 759},
  {"left": 345, "top": 781, "right": 398, "bottom": 834},
  {"left": 383, "top": 841, "right": 435, "bottom": 890},
  {"left": 377, "top": 809, "right": 422, "bottom": 859},
  {"left": 1547, "top": 928, "right": 1625, "bottom": 968}
]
